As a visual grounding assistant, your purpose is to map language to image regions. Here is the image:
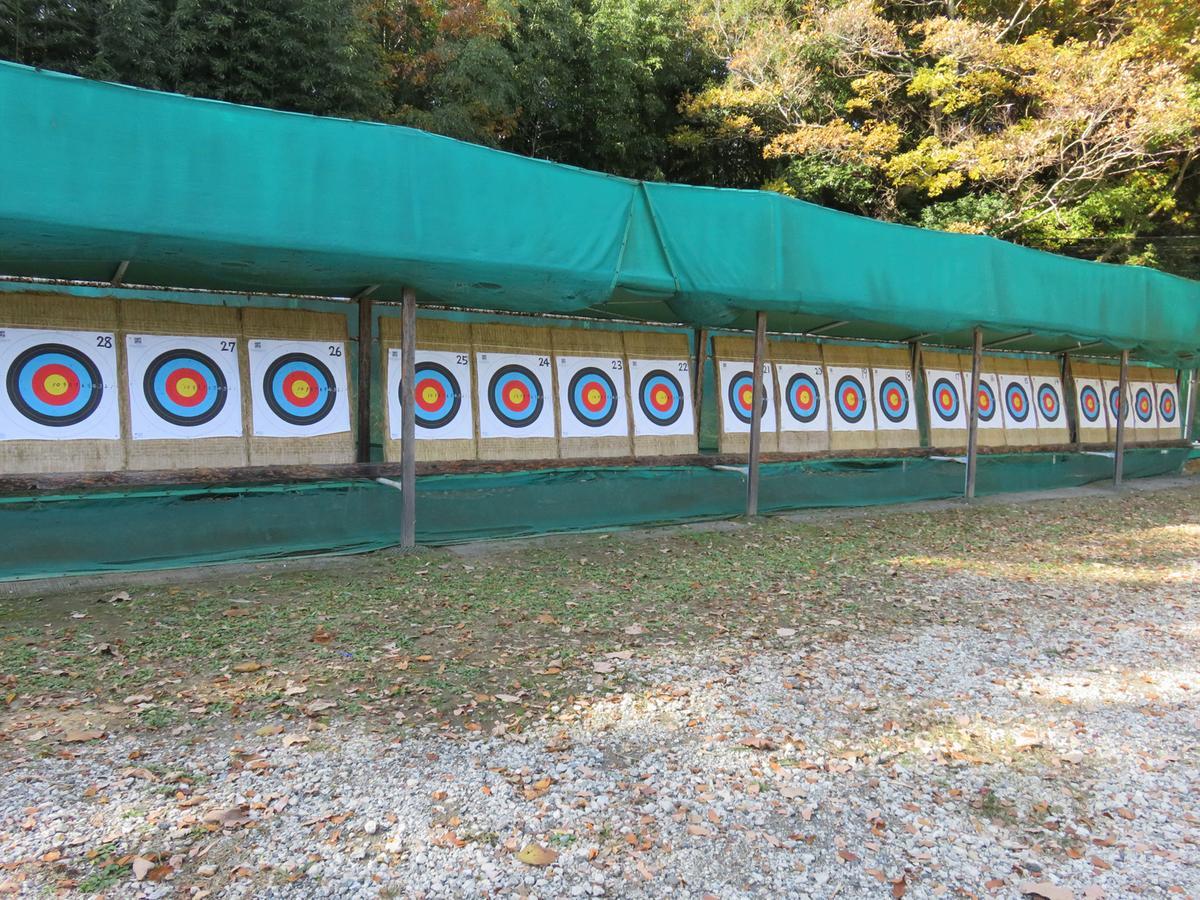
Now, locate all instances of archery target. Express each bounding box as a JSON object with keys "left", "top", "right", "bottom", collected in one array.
[
  {"left": 0, "top": 327, "right": 119, "bottom": 441},
  {"left": 776, "top": 363, "right": 827, "bottom": 432},
  {"left": 387, "top": 349, "right": 473, "bottom": 441},
  {"left": 1157, "top": 384, "right": 1178, "bottom": 427},
  {"left": 1031, "top": 377, "right": 1063, "bottom": 426},
  {"left": 926, "top": 369, "right": 967, "bottom": 429},
  {"left": 972, "top": 373, "right": 1005, "bottom": 430},
  {"left": 248, "top": 339, "right": 350, "bottom": 437},
  {"left": 1105, "top": 381, "right": 1131, "bottom": 425},
  {"left": 999, "top": 374, "right": 1037, "bottom": 430},
  {"left": 1076, "top": 379, "right": 1106, "bottom": 426},
  {"left": 719, "top": 360, "right": 776, "bottom": 434},
  {"left": 872, "top": 368, "right": 917, "bottom": 431},
  {"left": 1132, "top": 384, "right": 1158, "bottom": 426},
  {"left": 475, "top": 352, "right": 554, "bottom": 439},
  {"left": 125, "top": 334, "right": 242, "bottom": 440},
  {"left": 556, "top": 355, "right": 628, "bottom": 439},
  {"left": 827, "top": 366, "right": 875, "bottom": 432},
  {"left": 628, "top": 358, "right": 694, "bottom": 437}
]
